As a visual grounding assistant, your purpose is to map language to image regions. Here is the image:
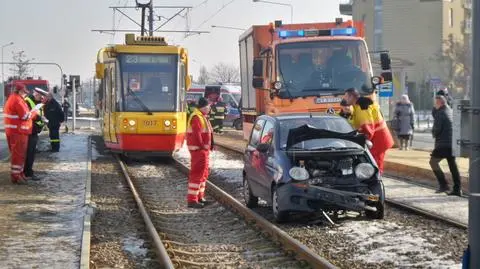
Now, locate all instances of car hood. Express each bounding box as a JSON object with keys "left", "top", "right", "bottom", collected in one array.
[{"left": 286, "top": 124, "right": 366, "bottom": 149}]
